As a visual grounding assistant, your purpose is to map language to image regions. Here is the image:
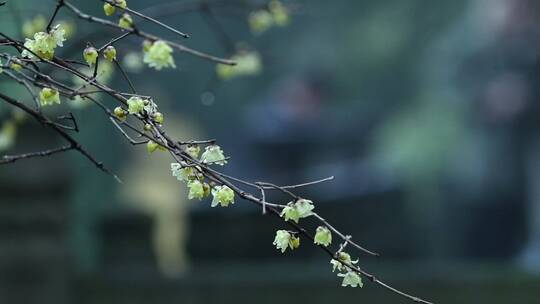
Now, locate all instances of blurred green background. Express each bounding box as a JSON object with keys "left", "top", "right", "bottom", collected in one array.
[{"left": 2, "top": 0, "right": 540, "bottom": 303}]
